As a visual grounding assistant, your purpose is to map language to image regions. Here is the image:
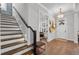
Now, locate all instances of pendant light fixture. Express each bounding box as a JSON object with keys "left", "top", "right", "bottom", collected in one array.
[{"left": 57, "top": 8, "right": 64, "bottom": 19}]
